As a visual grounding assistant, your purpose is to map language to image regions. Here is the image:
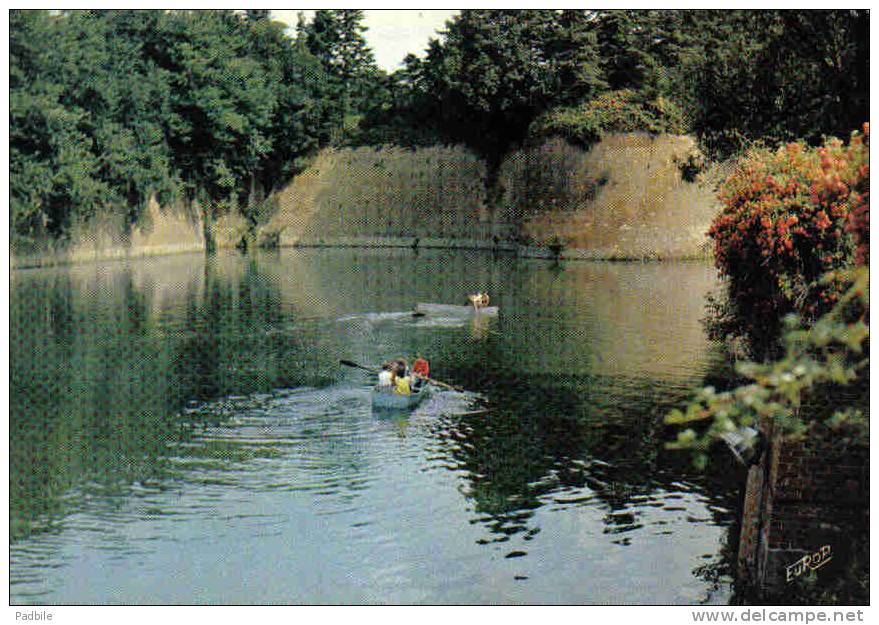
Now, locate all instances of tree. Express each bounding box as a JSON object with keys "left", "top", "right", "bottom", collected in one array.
[
  {"left": 550, "top": 10, "right": 606, "bottom": 106},
  {"left": 245, "top": 9, "right": 270, "bottom": 22},
  {"left": 591, "top": 10, "right": 655, "bottom": 92},
  {"left": 10, "top": 9, "right": 339, "bottom": 246},
  {"left": 302, "top": 9, "right": 380, "bottom": 121},
  {"left": 667, "top": 129, "right": 870, "bottom": 468},
  {"left": 706, "top": 127, "right": 868, "bottom": 352},
  {"left": 256, "top": 19, "right": 339, "bottom": 190},
  {"left": 667, "top": 267, "right": 868, "bottom": 469},
  {"left": 10, "top": 9, "right": 174, "bottom": 239},
  {"left": 680, "top": 10, "right": 869, "bottom": 158},
  {"left": 355, "top": 10, "right": 608, "bottom": 205},
  {"left": 423, "top": 10, "right": 605, "bottom": 208}
]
